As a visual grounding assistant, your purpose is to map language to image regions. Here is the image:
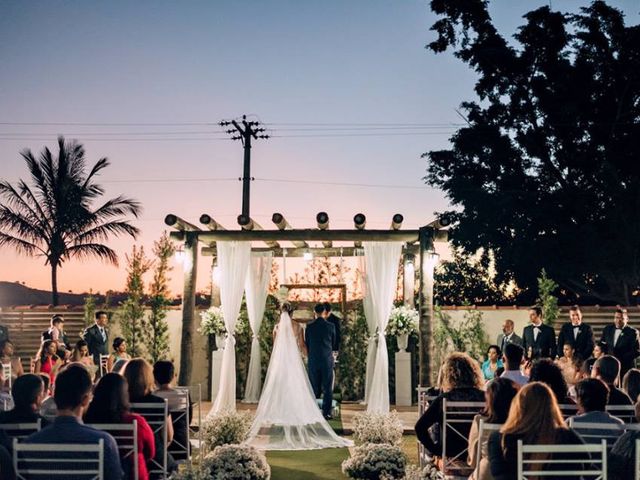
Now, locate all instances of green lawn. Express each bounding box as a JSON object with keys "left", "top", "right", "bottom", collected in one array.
[{"left": 267, "top": 448, "right": 350, "bottom": 480}]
